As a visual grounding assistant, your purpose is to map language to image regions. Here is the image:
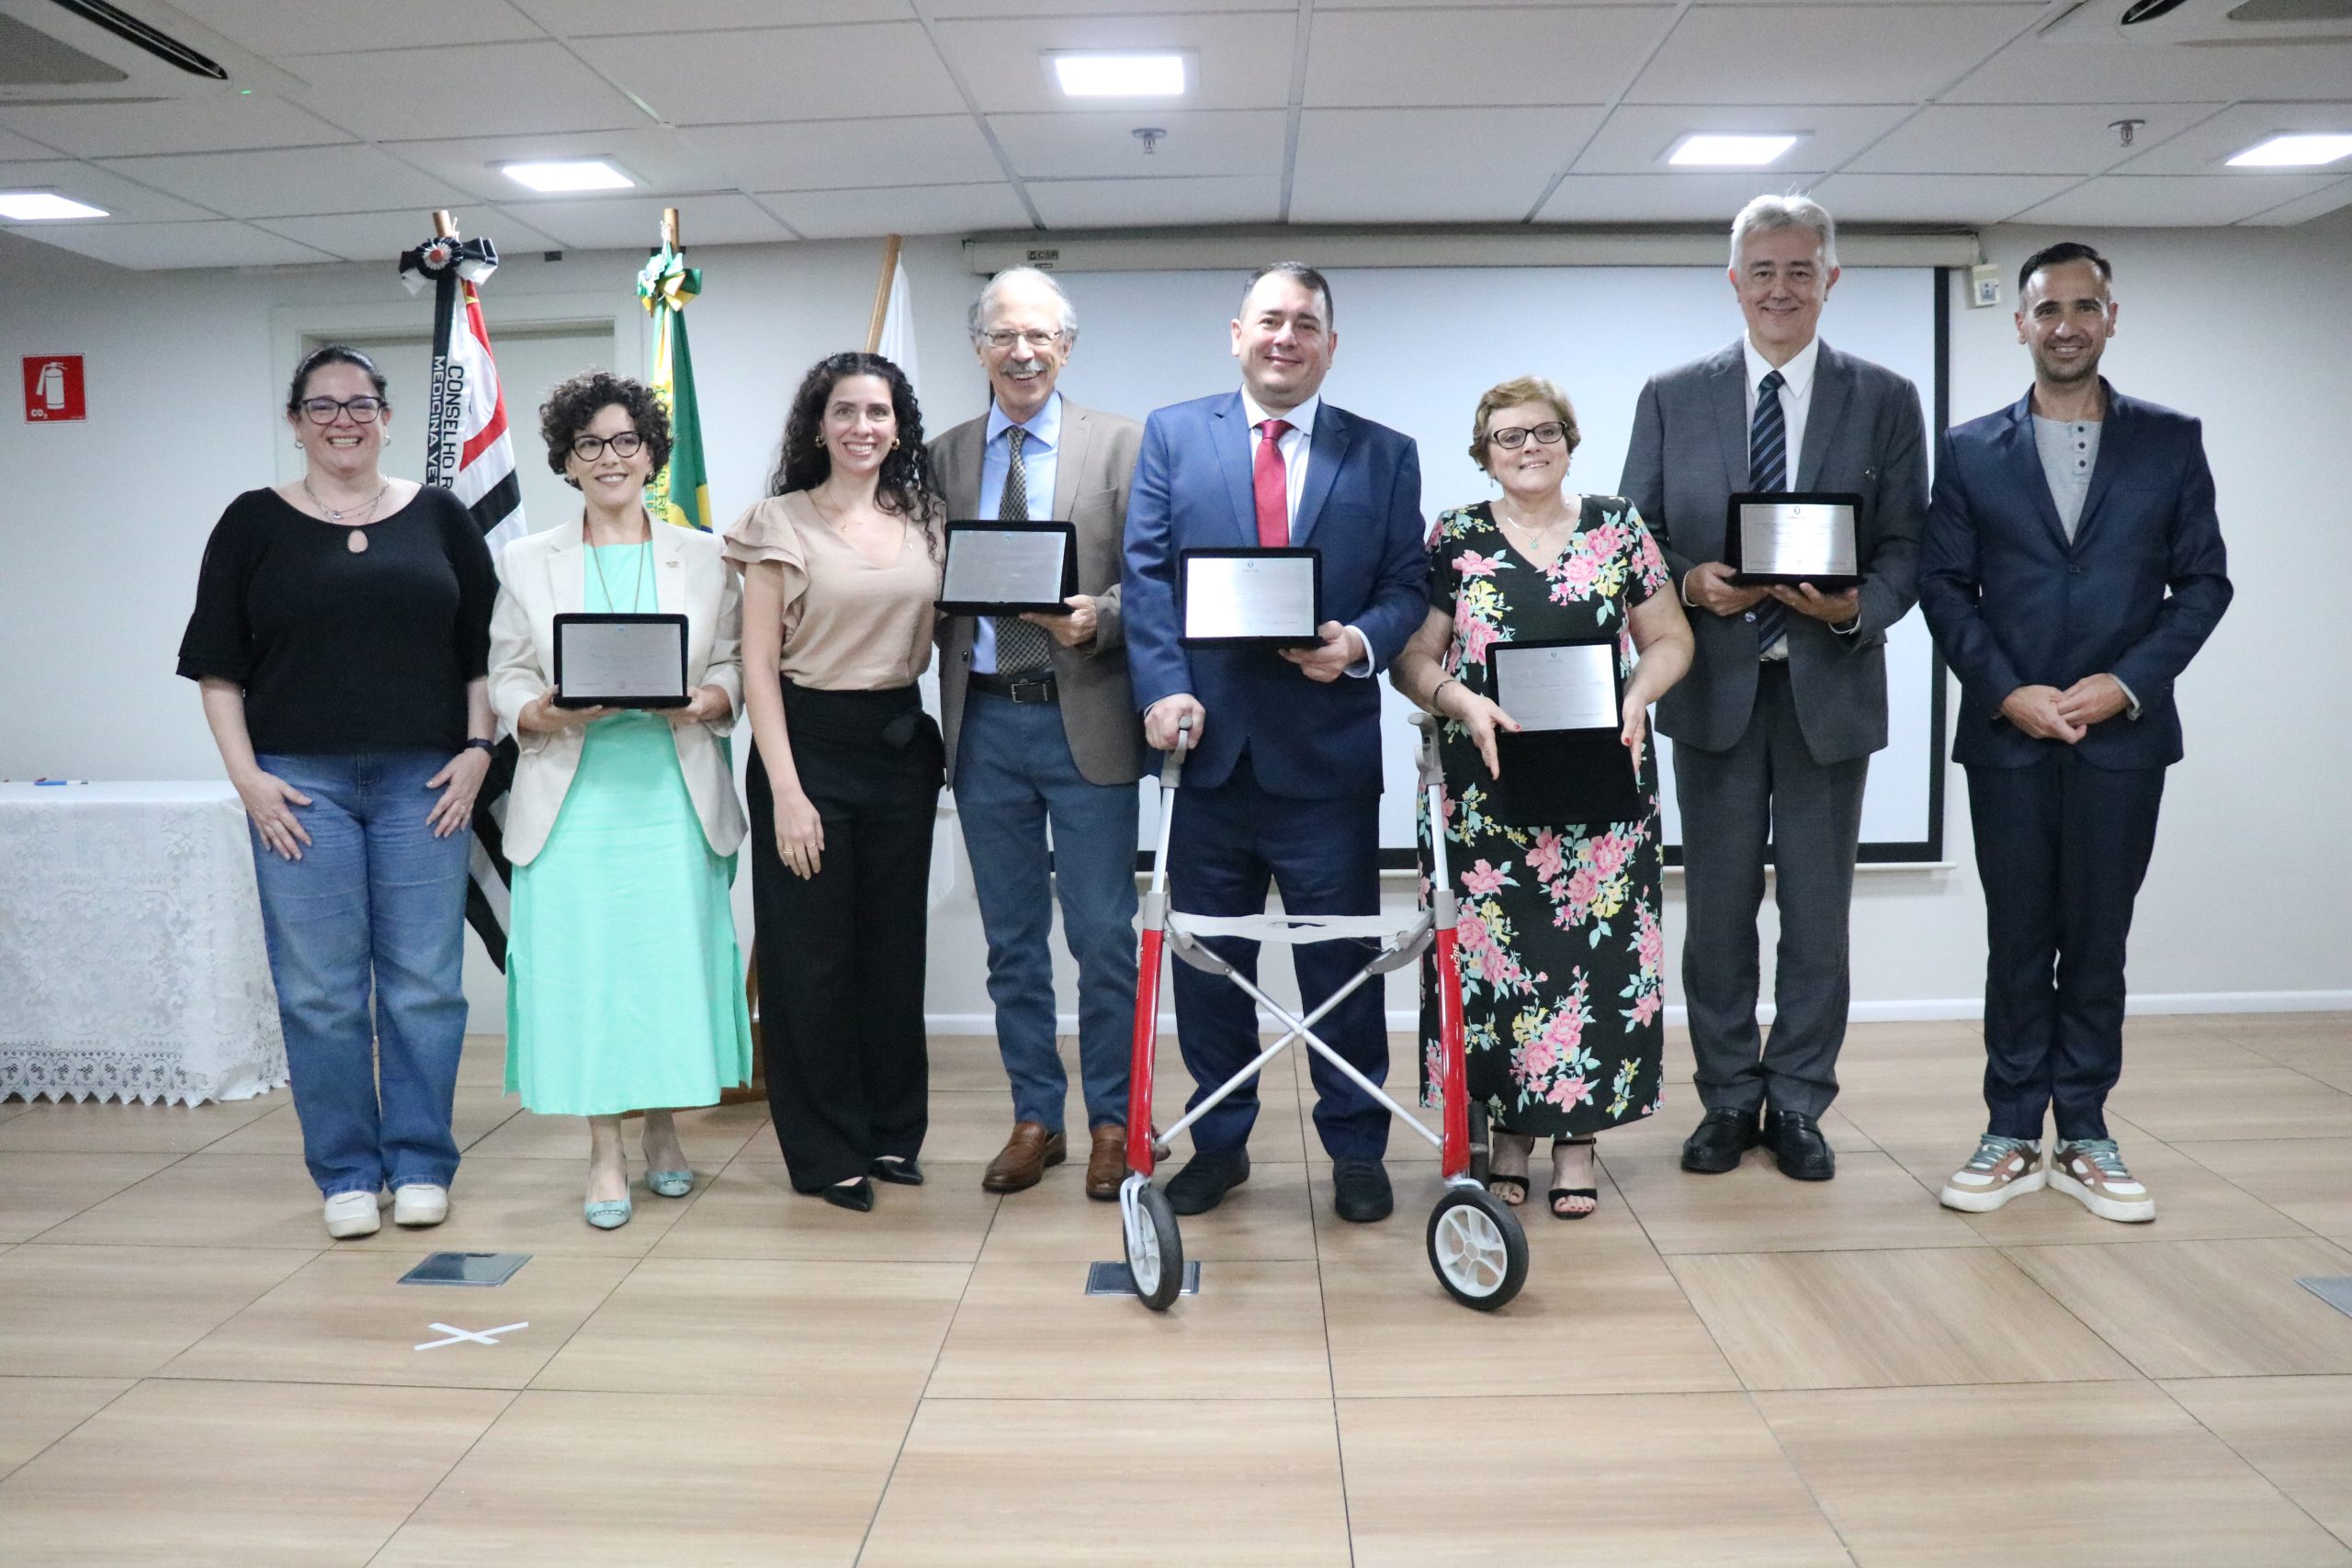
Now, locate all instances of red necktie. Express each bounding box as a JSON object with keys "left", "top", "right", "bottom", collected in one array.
[{"left": 1253, "top": 417, "right": 1293, "bottom": 547}]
